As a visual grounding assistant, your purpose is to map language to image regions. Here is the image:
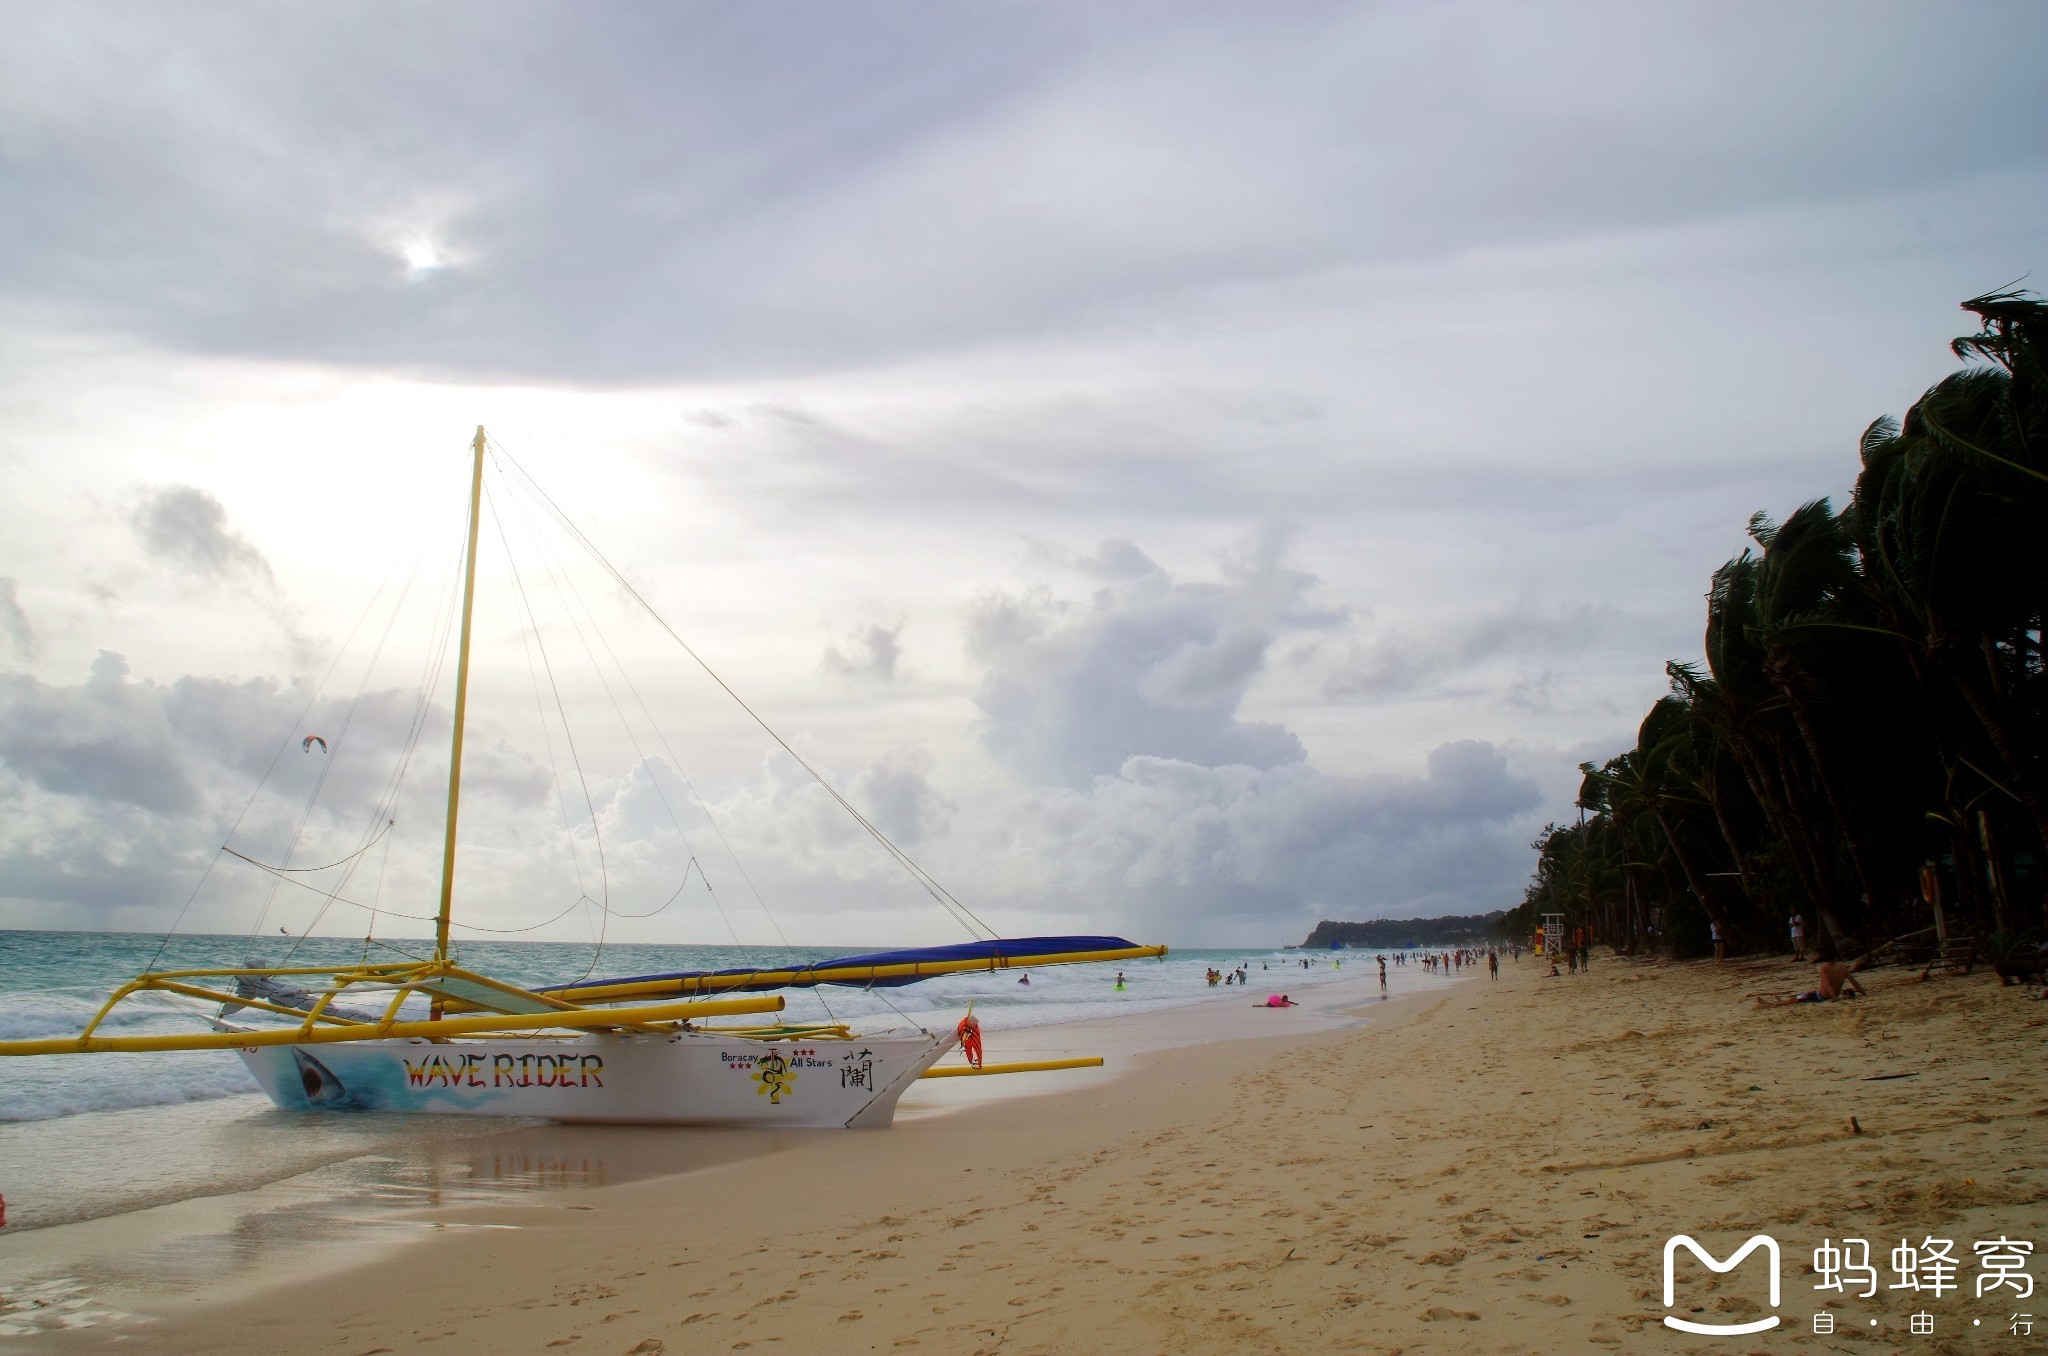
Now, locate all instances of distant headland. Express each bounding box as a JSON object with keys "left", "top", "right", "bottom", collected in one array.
[{"left": 1300, "top": 912, "right": 1506, "bottom": 950}]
